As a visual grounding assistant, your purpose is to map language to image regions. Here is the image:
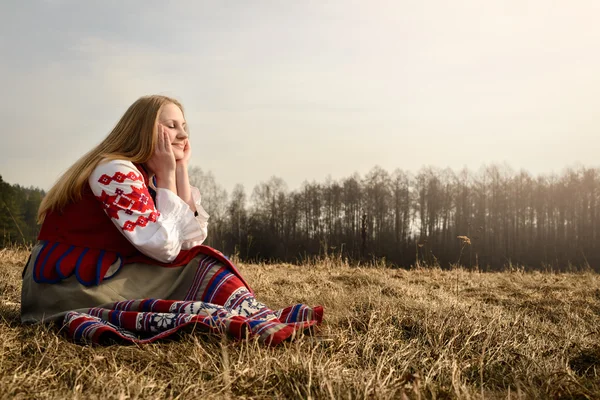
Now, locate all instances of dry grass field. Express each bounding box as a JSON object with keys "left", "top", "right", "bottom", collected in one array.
[{"left": 1, "top": 247, "right": 600, "bottom": 399}]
